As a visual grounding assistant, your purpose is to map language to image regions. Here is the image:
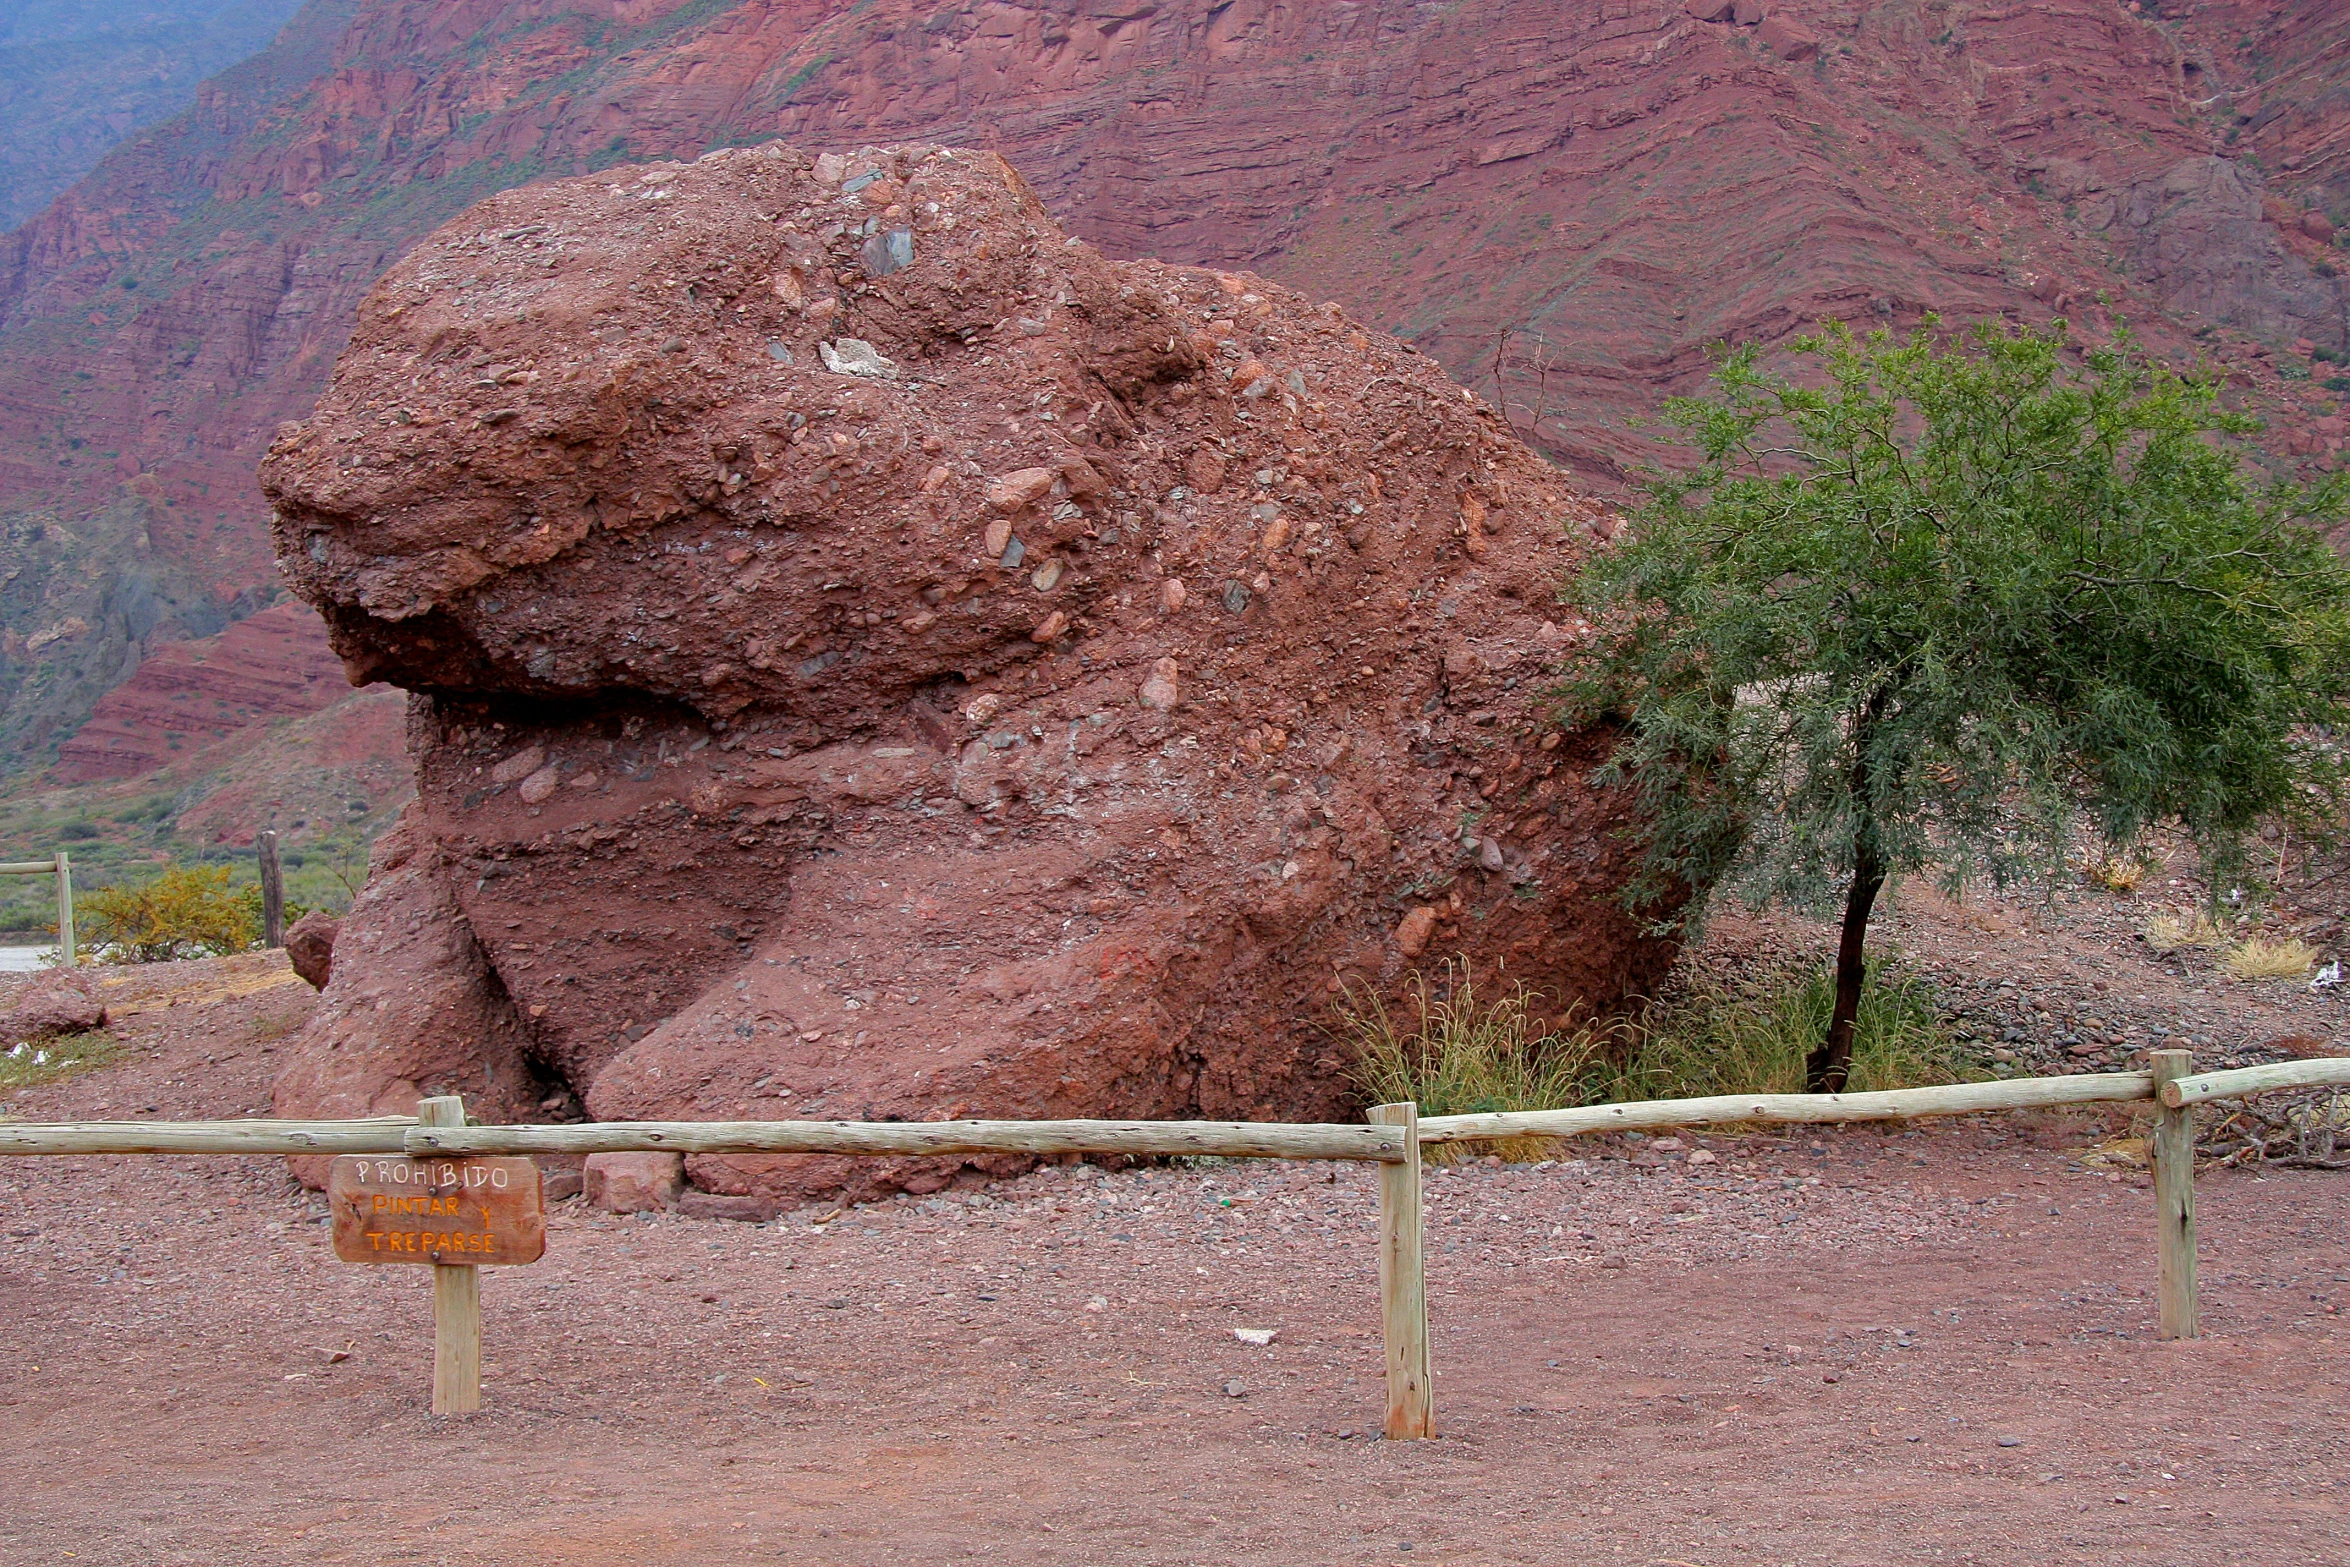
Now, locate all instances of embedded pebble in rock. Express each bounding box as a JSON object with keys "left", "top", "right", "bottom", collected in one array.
[
  {"left": 259, "top": 139, "right": 1674, "bottom": 1204},
  {"left": 1136, "top": 657, "right": 1180, "bottom": 713},
  {"left": 517, "top": 764, "right": 561, "bottom": 805},
  {"left": 1394, "top": 906, "right": 1439, "bottom": 959}
]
